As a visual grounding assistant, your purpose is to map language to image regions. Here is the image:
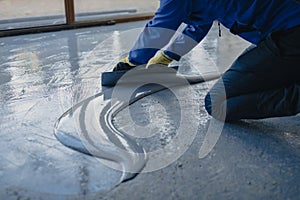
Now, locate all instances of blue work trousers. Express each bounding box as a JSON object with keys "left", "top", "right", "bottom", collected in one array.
[{"left": 205, "top": 26, "right": 300, "bottom": 121}]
